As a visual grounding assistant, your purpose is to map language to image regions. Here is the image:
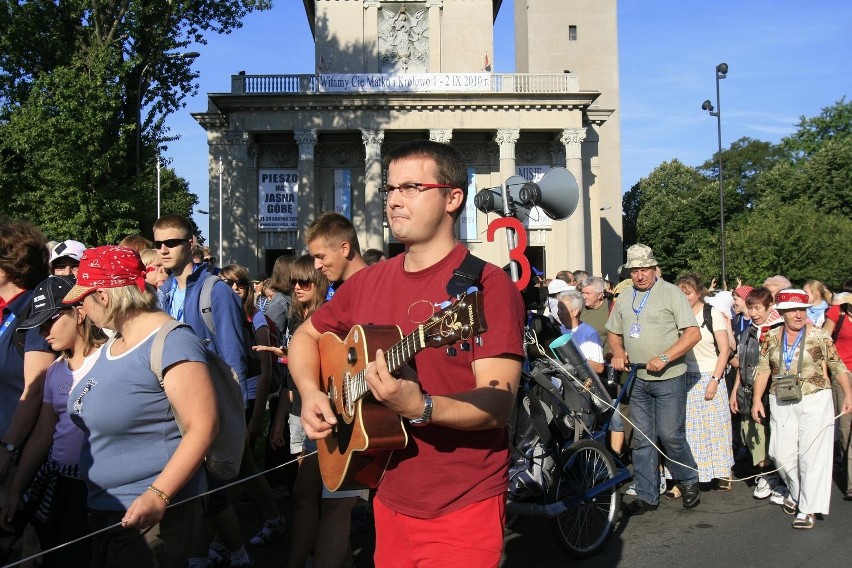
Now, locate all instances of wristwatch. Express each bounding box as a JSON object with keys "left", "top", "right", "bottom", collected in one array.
[
  {"left": 1, "top": 441, "right": 20, "bottom": 456},
  {"left": 658, "top": 353, "right": 670, "bottom": 364},
  {"left": 409, "top": 393, "right": 433, "bottom": 427},
  {"left": 712, "top": 375, "right": 723, "bottom": 383}
]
